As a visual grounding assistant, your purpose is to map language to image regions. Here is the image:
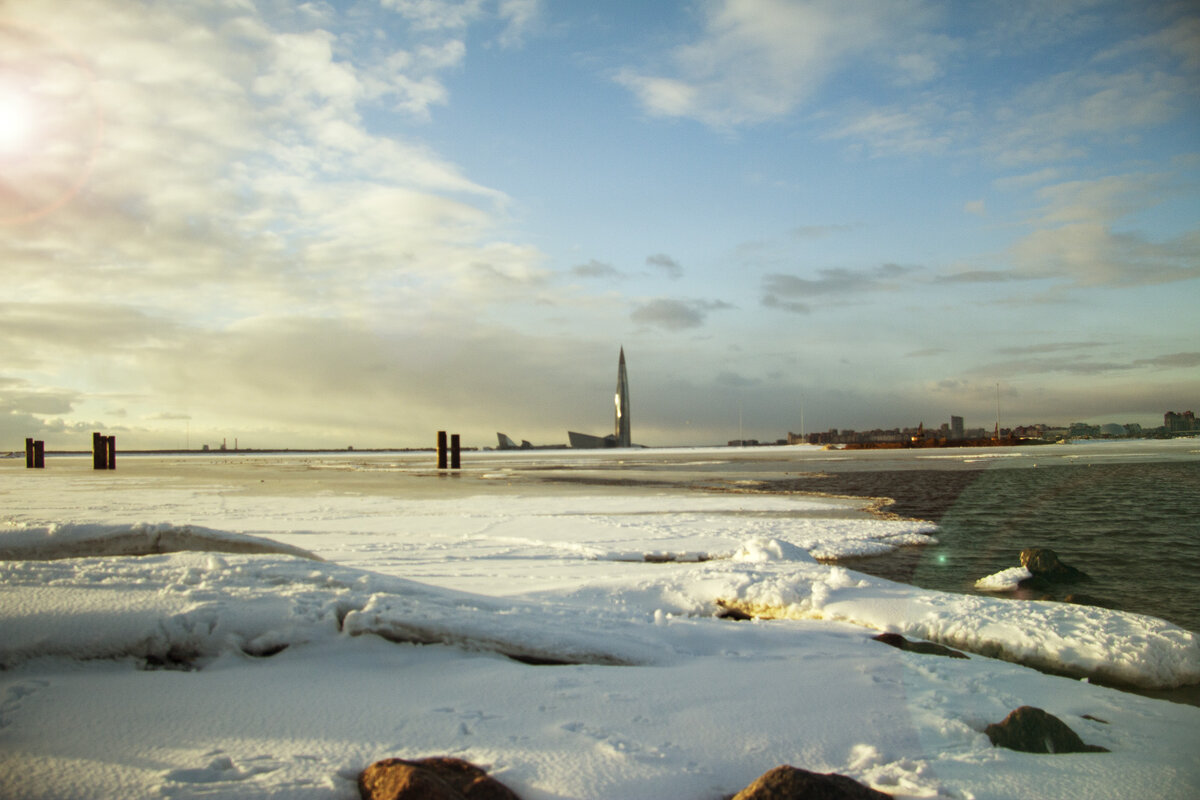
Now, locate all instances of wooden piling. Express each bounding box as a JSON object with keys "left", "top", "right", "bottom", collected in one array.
[
  {"left": 33, "top": 440, "right": 45, "bottom": 469},
  {"left": 437, "top": 430, "right": 448, "bottom": 469},
  {"left": 26, "top": 438, "right": 34, "bottom": 468},
  {"left": 106, "top": 435, "right": 116, "bottom": 470},
  {"left": 450, "top": 434, "right": 461, "bottom": 469},
  {"left": 93, "top": 432, "right": 106, "bottom": 470}
]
